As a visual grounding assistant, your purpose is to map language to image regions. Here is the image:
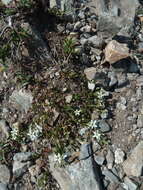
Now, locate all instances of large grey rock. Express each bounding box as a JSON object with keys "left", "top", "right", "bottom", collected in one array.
[
  {"left": 49, "top": 143, "right": 104, "bottom": 190},
  {"left": 10, "top": 89, "right": 33, "bottom": 113},
  {"left": 0, "top": 165, "right": 10, "bottom": 184},
  {"left": 123, "top": 141, "right": 143, "bottom": 177},
  {"left": 94, "top": 0, "right": 140, "bottom": 38}
]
